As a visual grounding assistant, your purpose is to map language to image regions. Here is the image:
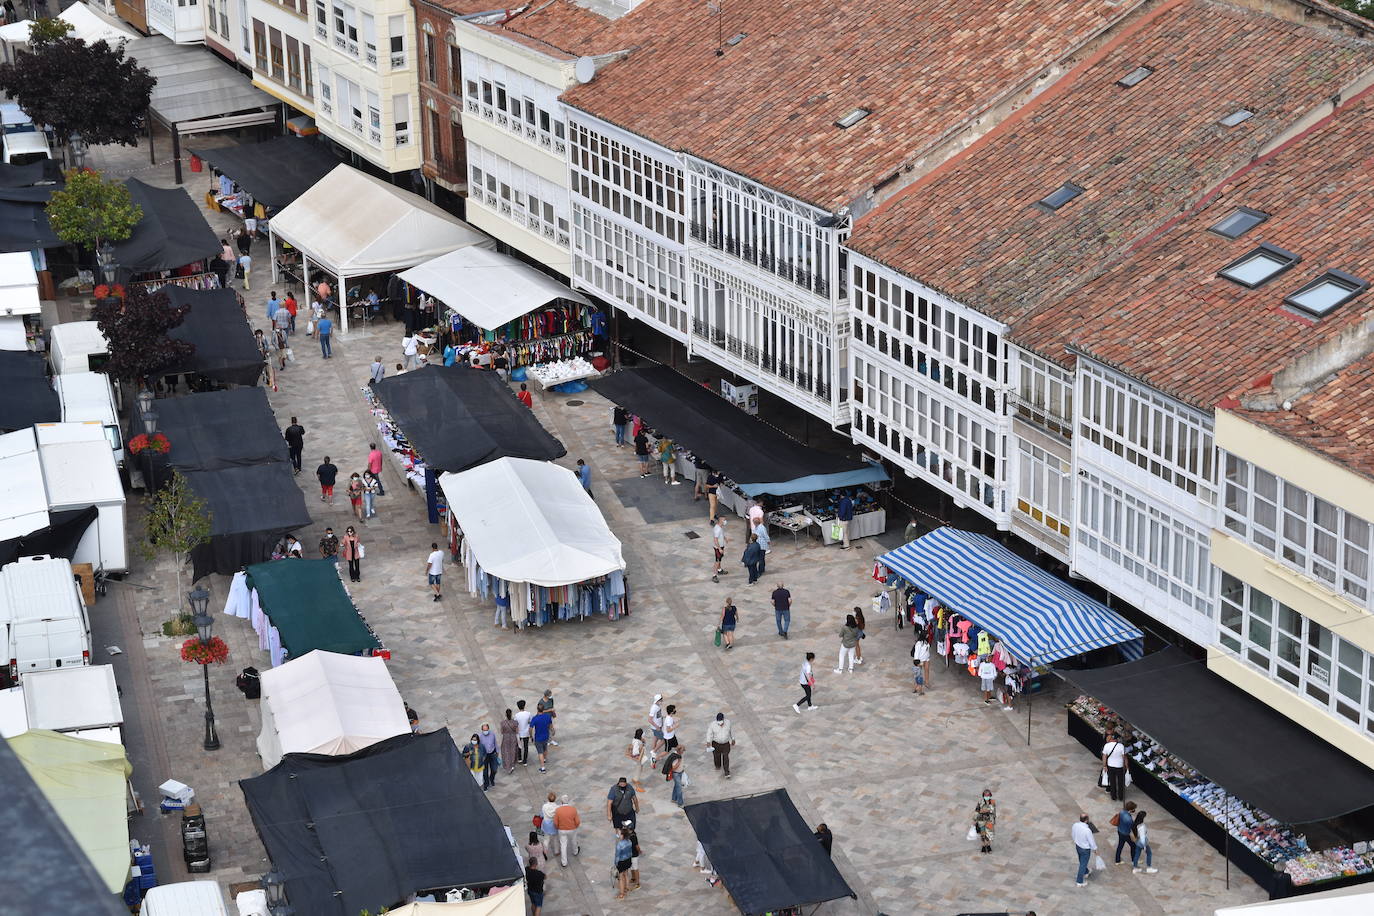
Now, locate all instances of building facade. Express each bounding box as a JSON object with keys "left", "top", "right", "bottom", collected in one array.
[
  {"left": 148, "top": 0, "right": 205, "bottom": 43},
  {"left": 203, "top": 0, "right": 316, "bottom": 116},
  {"left": 413, "top": 0, "right": 471, "bottom": 198}
]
